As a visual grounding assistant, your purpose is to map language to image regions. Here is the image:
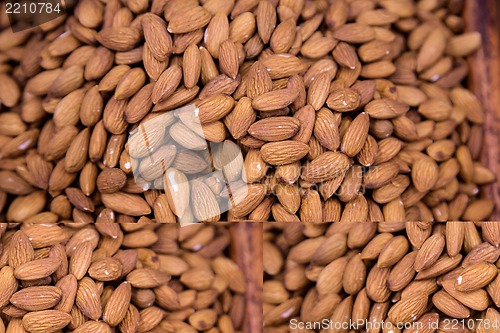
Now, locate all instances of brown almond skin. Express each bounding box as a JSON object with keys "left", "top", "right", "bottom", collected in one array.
[
  {"left": 10, "top": 286, "right": 62, "bottom": 311},
  {"left": 416, "top": 254, "right": 463, "bottom": 280},
  {"left": 301, "top": 151, "right": 351, "bottom": 183},
  {"left": 387, "top": 293, "right": 428, "bottom": 324},
  {"left": 366, "top": 266, "right": 391, "bottom": 302},
  {"left": 103, "top": 281, "right": 132, "bottom": 327},
  {"left": 55, "top": 274, "right": 78, "bottom": 313},
  {"left": 127, "top": 268, "right": 171, "bottom": 288},
  {"left": 196, "top": 94, "right": 235, "bottom": 124},
  {"left": 248, "top": 117, "right": 300, "bottom": 142},
  {"left": 462, "top": 242, "right": 500, "bottom": 267},
  {"left": 8, "top": 230, "right": 35, "bottom": 269},
  {"left": 414, "top": 233, "right": 446, "bottom": 272},
  {"left": 343, "top": 254, "right": 366, "bottom": 295},
  {"left": 260, "top": 141, "right": 310, "bottom": 166},
  {"left": 455, "top": 262, "right": 498, "bottom": 291},
  {"left": 101, "top": 192, "right": 151, "bottom": 216},
  {"left": 314, "top": 108, "right": 340, "bottom": 151},
  {"left": 89, "top": 258, "right": 123, "bottom": 281},
  {"left": 442, "top": 278, "right": 490, "bottom": 311},
  {"left": 0, "top": 266, "right": 18, "bottom": 307},
  {"left": 73, "top": 321, "right": 113, "bottom": 333},
  {"left": 76, "top": 277, "right": 102, "bottom": 320},
  {"left": 152, "top": 65, "right": 182, "bottom": 104},
  {"left": 432, "top": 290, "right": 471, "bottom": 319},
  {"left": 377, "top": 235, "right": 410, "bottom": 268},
  {"left": 97, "top": 168, "right": 127, "bottom": 194},
  {"left": 252, "top": 88, "right": 299, "bottom": 111},
  {"left": 14, "top": 257, "right": 61, "bottom": 281},
  {"left": 22, "top": 310, "right": 72, "bottom": 333}
]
